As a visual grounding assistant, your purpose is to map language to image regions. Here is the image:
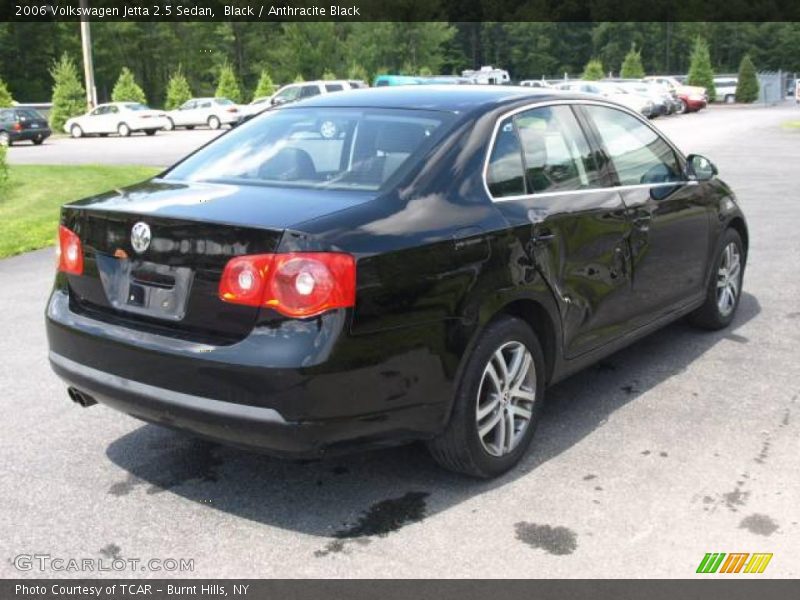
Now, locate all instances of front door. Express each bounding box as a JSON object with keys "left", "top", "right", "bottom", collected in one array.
[
  {"left": 487, "top": 104, "right": 635, "bottom": 358},
  {"left": 579, "top": 104, "right": 710, "bottom": 322}
]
